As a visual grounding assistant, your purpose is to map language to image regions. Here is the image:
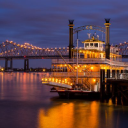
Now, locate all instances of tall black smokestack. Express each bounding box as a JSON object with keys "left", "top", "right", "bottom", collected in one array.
[
  {"left": 69, "top": 20, "right": 74, "bottom": 58},
  {"left": 104, "top": 19, "right": 111, "bottom": 59}
]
